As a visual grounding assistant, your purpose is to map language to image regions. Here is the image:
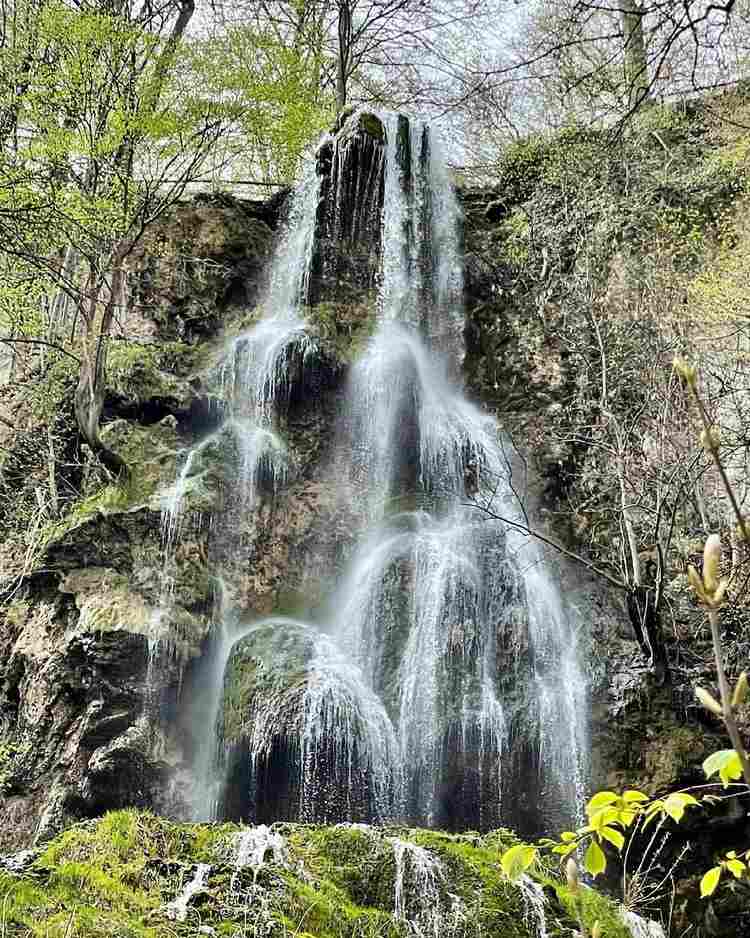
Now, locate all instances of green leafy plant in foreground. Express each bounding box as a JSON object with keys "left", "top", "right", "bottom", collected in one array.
[{"left": 502, "top": 360, "right": 750, "bottom": 919}]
